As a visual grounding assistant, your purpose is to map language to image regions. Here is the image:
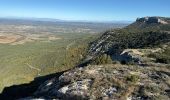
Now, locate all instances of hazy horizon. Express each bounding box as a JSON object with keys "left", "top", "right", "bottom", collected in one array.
[
  {"left": 0, "top": 0, "right": 170, "bottom": 21},
  {"left": 0, "top": 16, "right": 134, "bottom": 23}
]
